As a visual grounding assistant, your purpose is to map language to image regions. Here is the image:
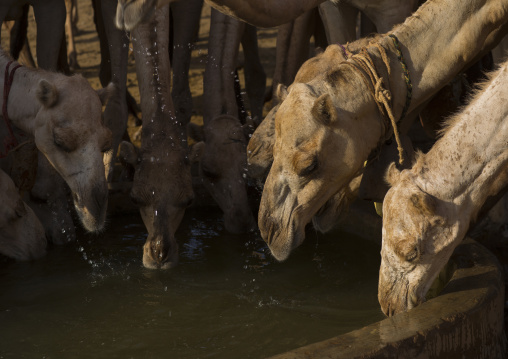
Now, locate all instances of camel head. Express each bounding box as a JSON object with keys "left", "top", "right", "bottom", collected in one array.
[
  {"left": 258, "top": 62, "right": 384, "bottom": 261},
  {"left": 32, "top": 77, "right": 113, "bottom": 233},
  {"left": 0, "top": 169, "right": 47, "bottom": 260},
  {"left": 378, "top": 163, "right": 458, "bottom": 316},
  {"left": 120, "top": 139, "right": 194, "bottom": 269},
  {"left": 115, "top": 0, "right": 174, "bottom": 30},
  {"left": 191, "top": 115, "right": 256, "bottom": 234}
]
